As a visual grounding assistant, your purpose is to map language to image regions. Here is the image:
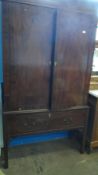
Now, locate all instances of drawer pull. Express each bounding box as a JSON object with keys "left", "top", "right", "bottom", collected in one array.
[{"left": 64, "top": 118, "right": 72, "bottom": 124}]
